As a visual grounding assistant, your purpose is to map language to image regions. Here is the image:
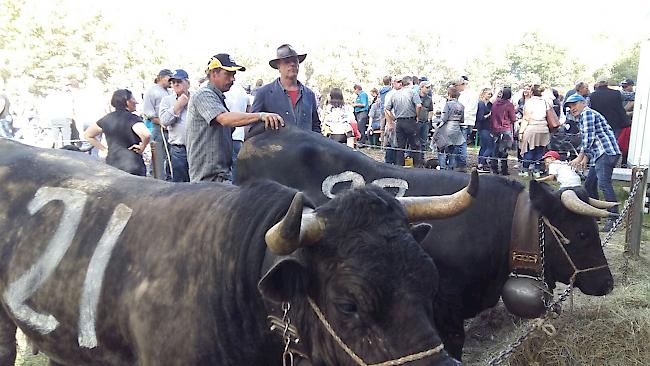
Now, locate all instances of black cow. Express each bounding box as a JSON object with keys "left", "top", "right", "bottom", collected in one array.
[
  {"left": 0, "top": 140, "right": 477, "bottom": 365},
  {"left": 237, "top": 124, "right": 616, "bottom": 360}
]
